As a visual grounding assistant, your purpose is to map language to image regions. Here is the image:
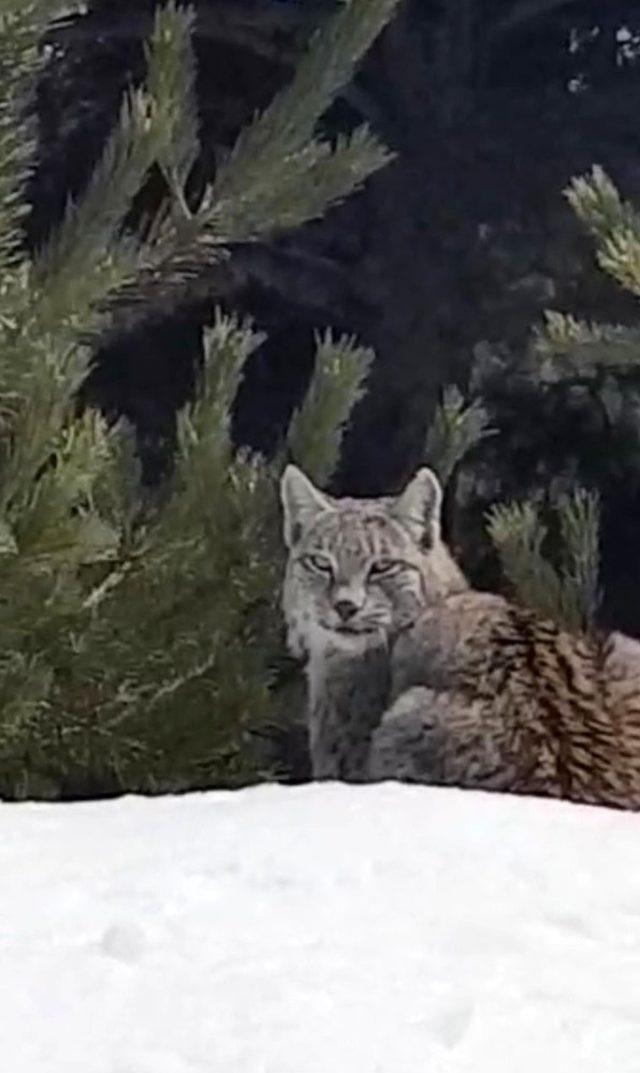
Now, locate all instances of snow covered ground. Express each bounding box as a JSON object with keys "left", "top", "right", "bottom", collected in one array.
[{"left": 2, "top": 783, "right": 640, "bottom": 1073}]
